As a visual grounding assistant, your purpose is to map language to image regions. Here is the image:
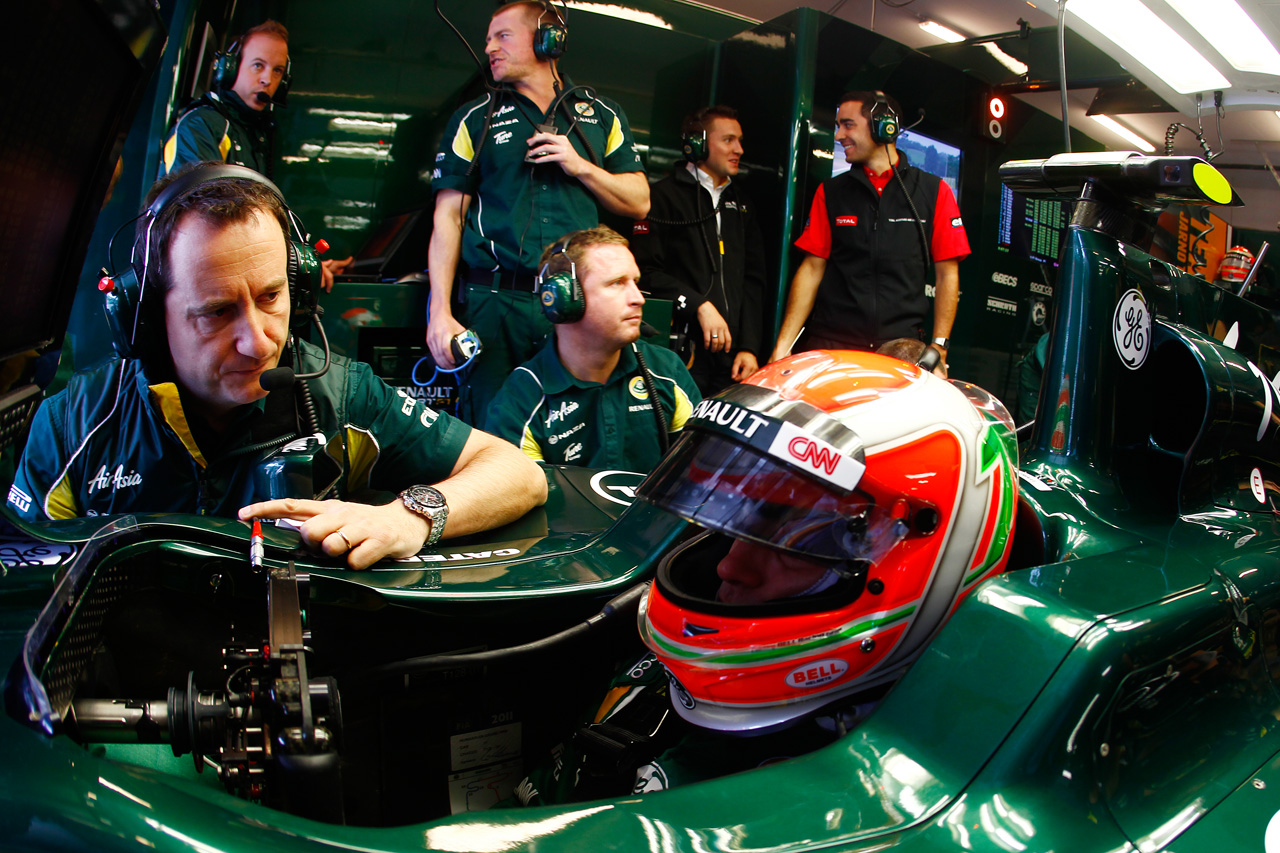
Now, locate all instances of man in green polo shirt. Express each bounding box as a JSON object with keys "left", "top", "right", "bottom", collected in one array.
[
  {"left": 426, "top": 1, "right": 649, "bottom": 426},
  {"left": 485, "top": 226, "right": 698, "bottom": 472}
]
